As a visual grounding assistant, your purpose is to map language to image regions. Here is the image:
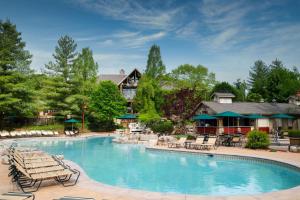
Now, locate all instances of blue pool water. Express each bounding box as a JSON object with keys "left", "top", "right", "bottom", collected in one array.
[{"left": 19, "top": 137, "right": 300, "bottom": 196}]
